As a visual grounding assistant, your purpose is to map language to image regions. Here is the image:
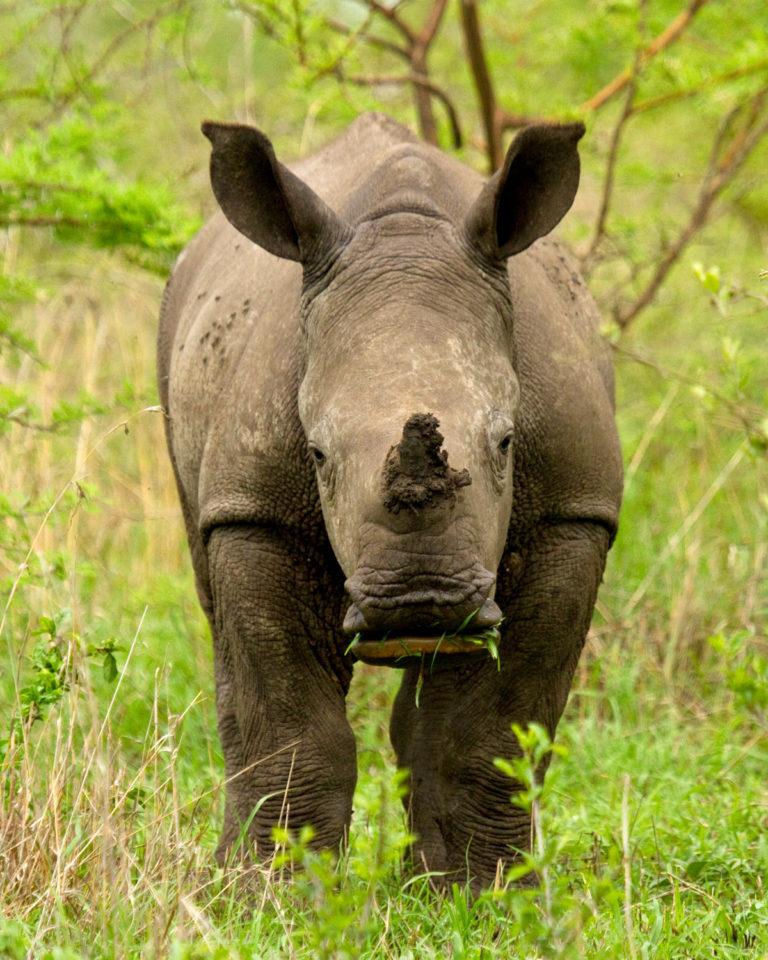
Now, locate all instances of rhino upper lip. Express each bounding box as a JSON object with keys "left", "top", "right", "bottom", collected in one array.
[{"left": 346, "top": 567, "right": 493, "bottom": 608}]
